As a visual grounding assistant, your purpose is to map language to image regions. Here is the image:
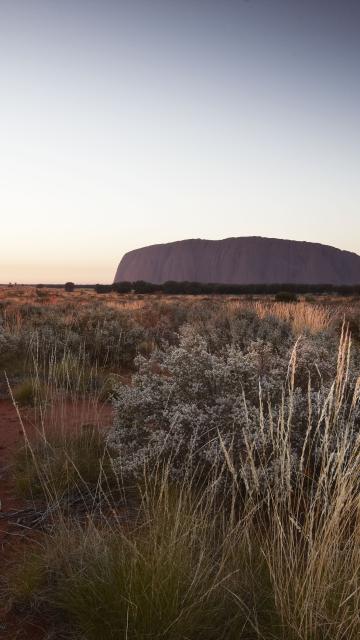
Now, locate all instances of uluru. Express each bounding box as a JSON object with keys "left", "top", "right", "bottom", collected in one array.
[{"left": 114, "top": 237, "right": 360, "bottom": 285}]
